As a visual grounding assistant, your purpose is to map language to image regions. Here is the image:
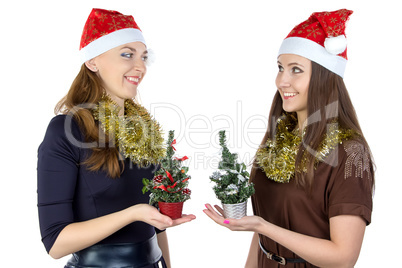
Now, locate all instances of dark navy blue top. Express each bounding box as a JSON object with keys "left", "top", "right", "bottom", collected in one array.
[{"left": 37, "top": 115, "right": 157, "bottom": 253}]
